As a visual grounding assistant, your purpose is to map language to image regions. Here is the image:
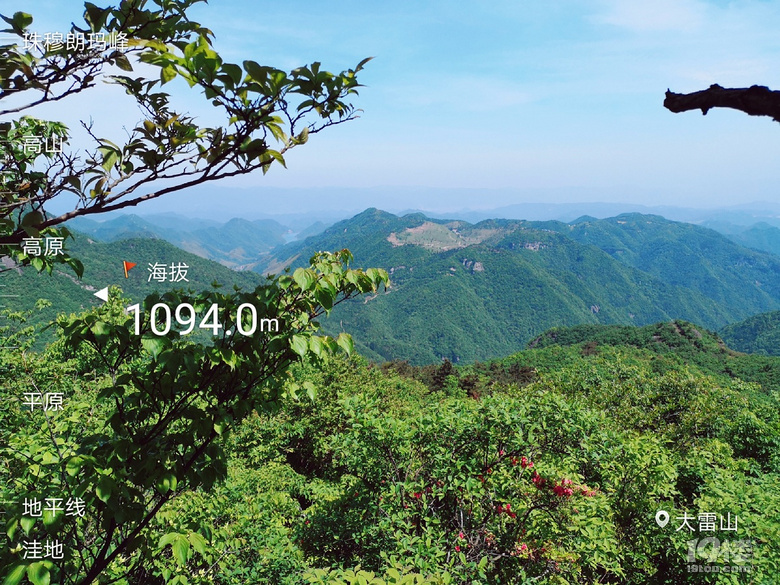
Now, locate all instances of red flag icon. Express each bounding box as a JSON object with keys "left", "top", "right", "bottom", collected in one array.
[{"left": 123, "top": 261, "right": 137, "bottom": 278}]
